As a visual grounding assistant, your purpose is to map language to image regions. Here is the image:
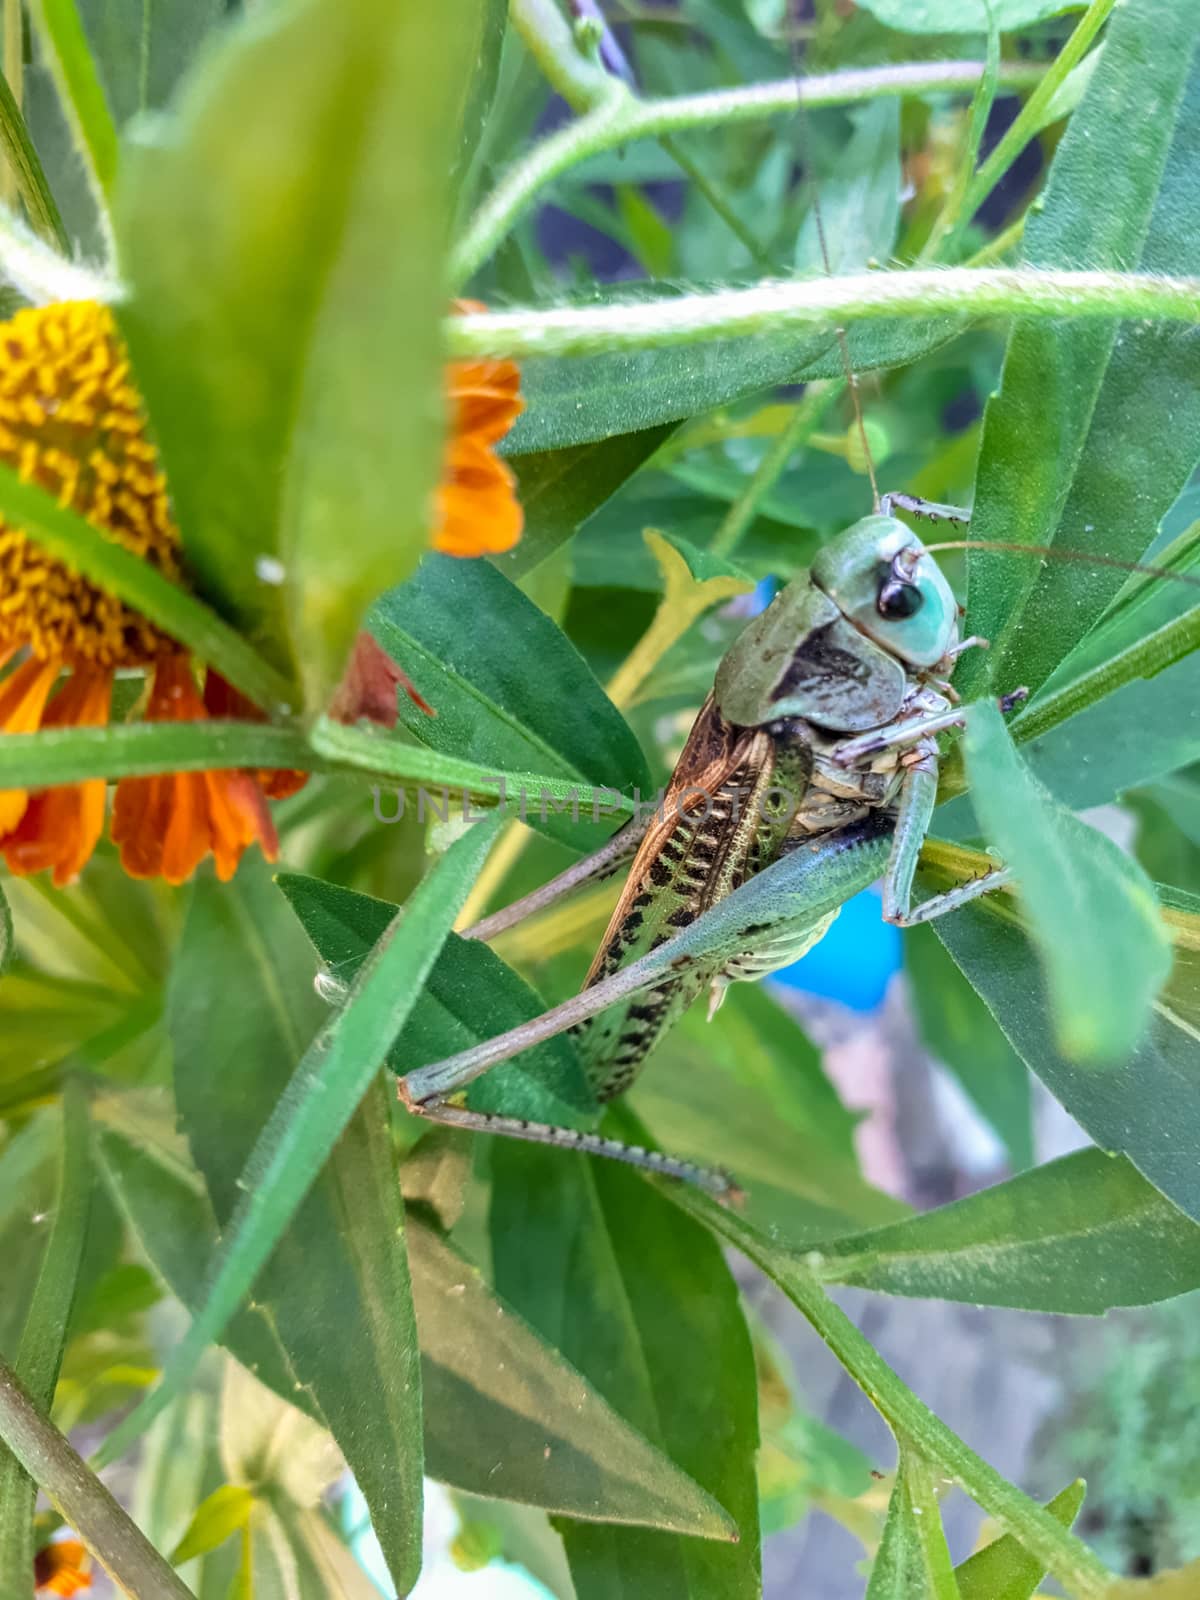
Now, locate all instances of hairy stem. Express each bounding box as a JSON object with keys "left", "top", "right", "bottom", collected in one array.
[
  {"left": 450, "top": 56, "right": 1044, "bottom": 287},
  {"left": 445, "top": 269, "right": 1200, "bottom": 359}
]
